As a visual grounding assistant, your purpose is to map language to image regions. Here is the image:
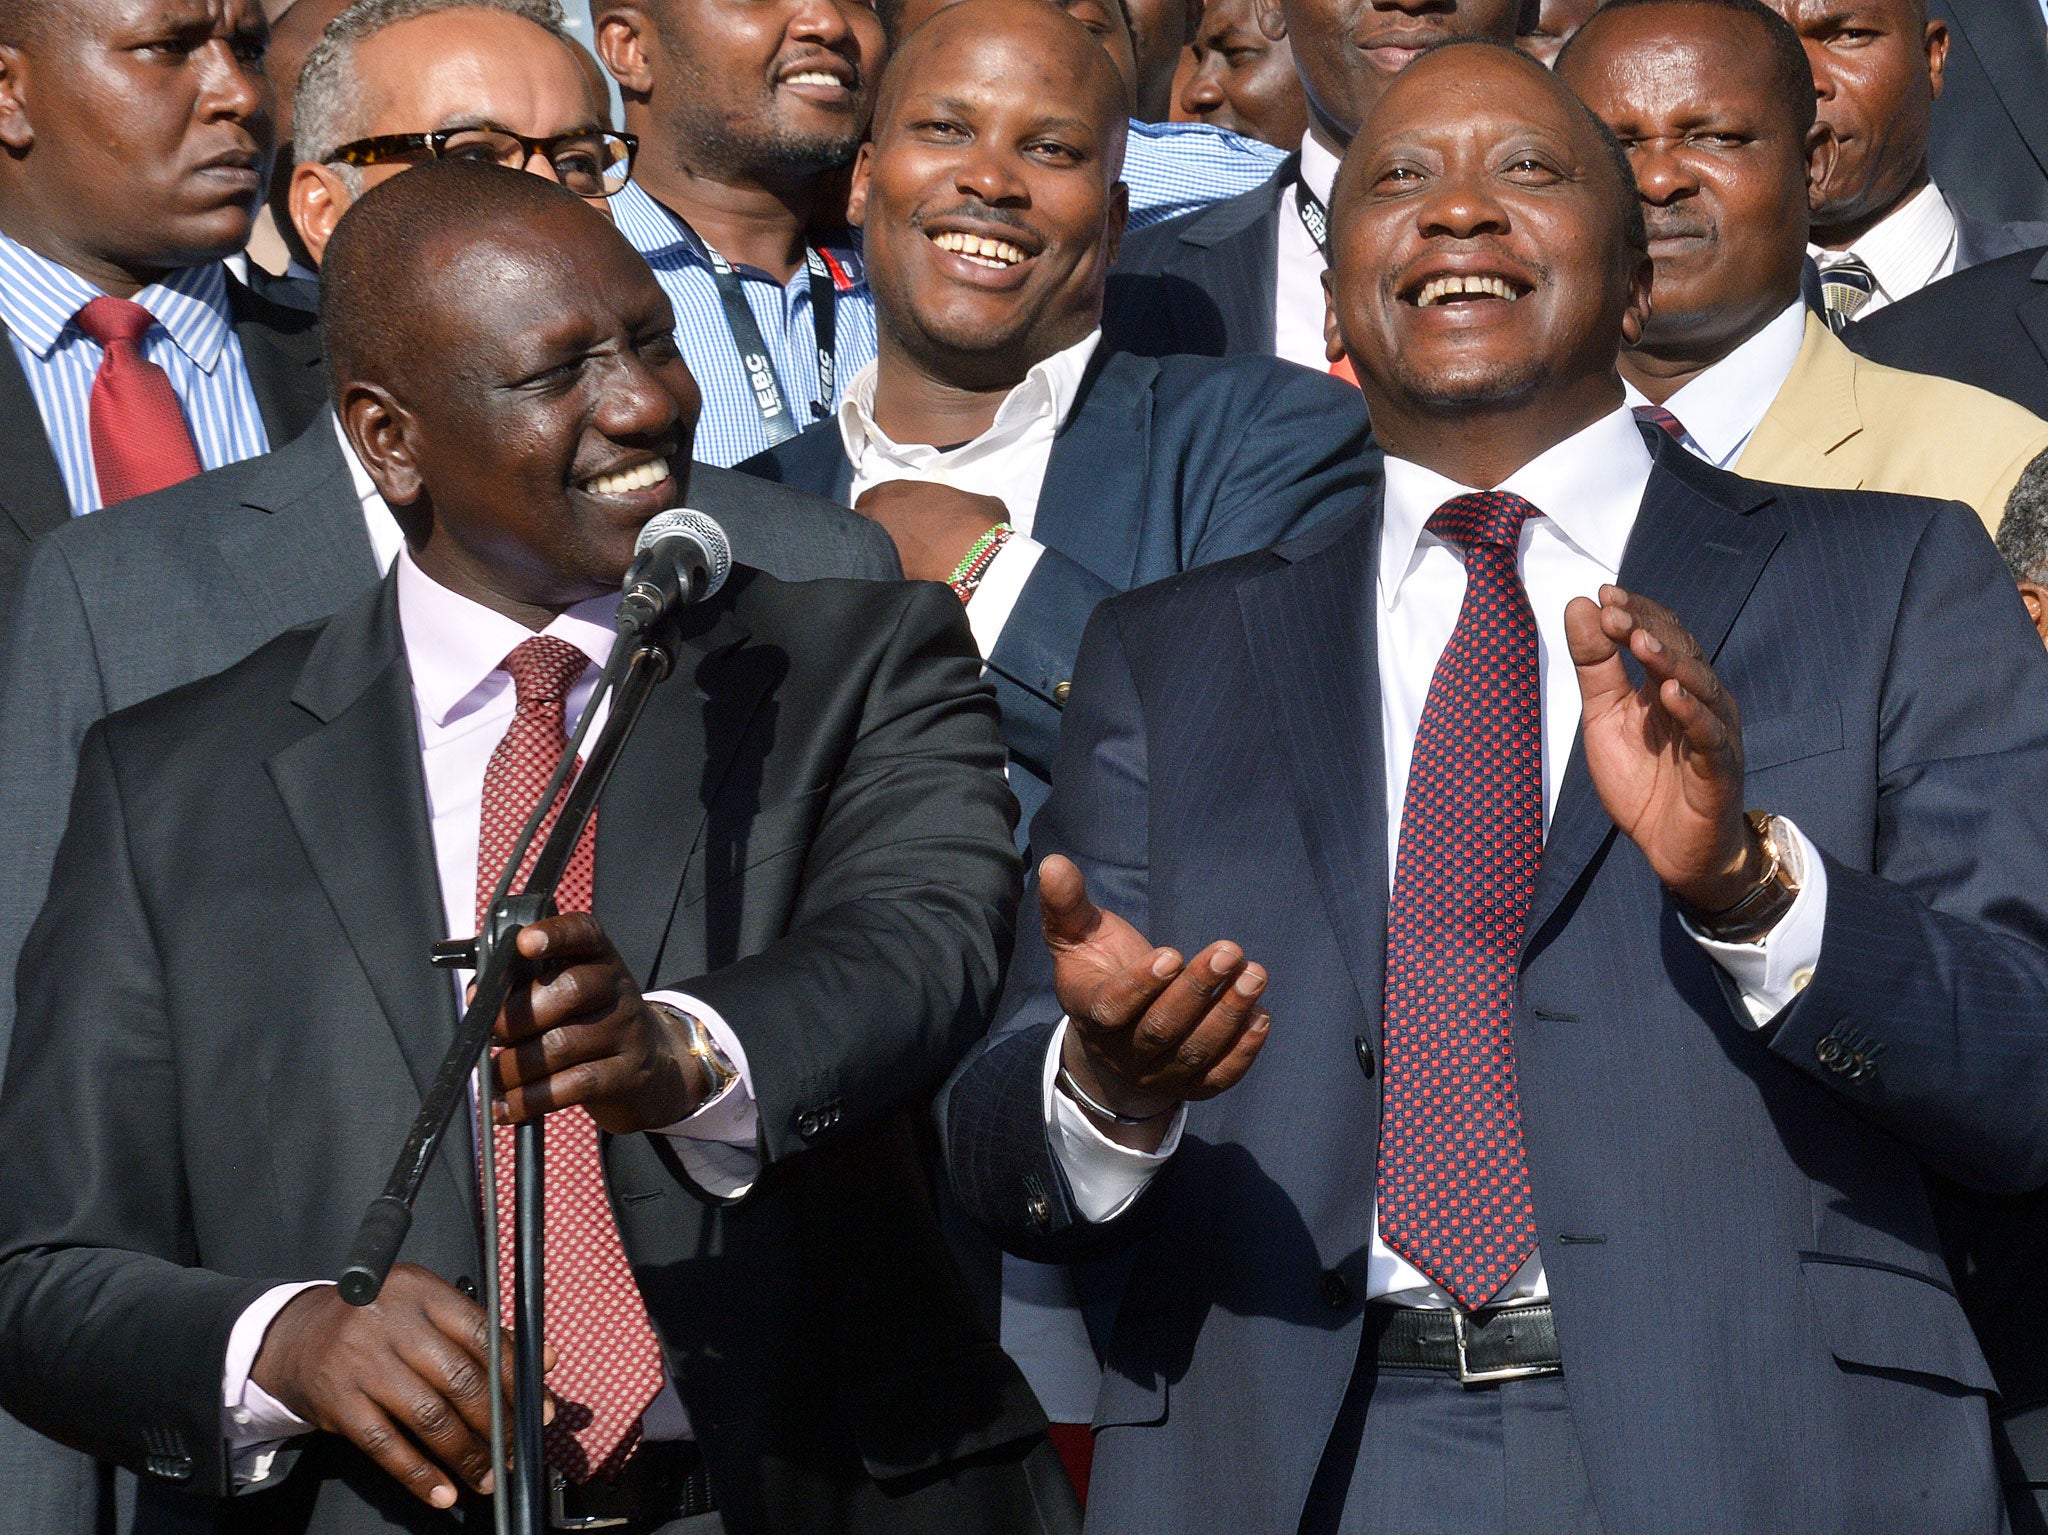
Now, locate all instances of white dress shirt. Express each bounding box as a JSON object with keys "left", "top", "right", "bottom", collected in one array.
[
  {"left": 1622, "top": 299, "right": 1808, "bottom": 469},
  {"left": 839, "top": 330, "right": 1101, "bottom": 659},
  {"left": 1045, "top": 404, "right": 1829, "bottom": 1308},
  {"left": 219, "top": 551, "right": 767, "bottom": 1484},
  {"left": 1808, "top": 181, "right": 1960, "bottom": 318},
  {"left": 1275, "top": 133, "right": 1342, "bottom": 372}
]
